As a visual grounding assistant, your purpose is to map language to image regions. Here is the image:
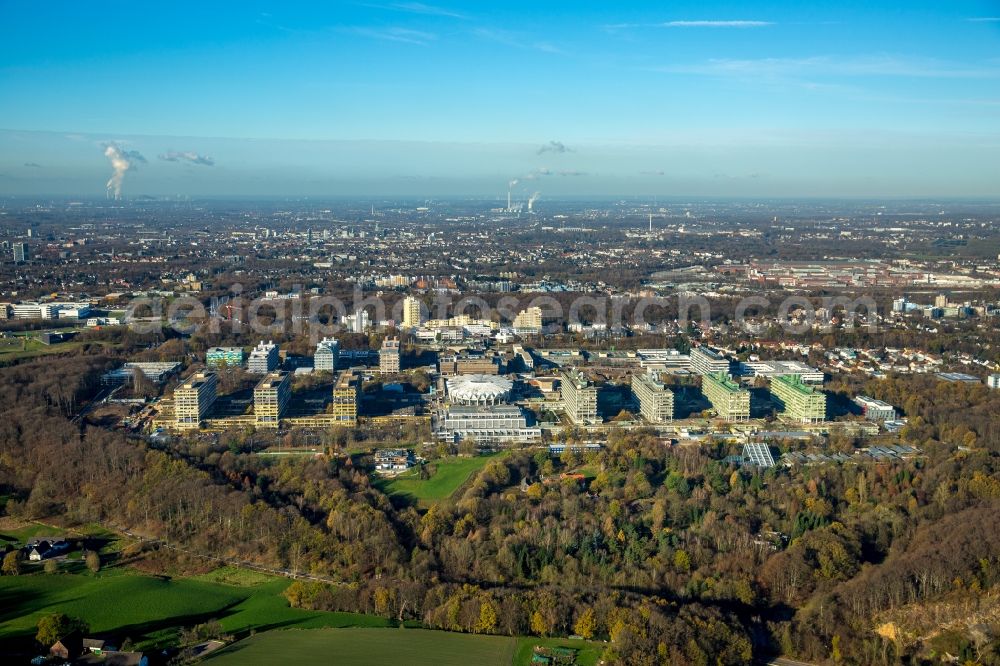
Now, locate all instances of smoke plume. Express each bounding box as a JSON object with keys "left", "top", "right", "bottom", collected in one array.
[{"left": 103, "top": 143, "right": 146, "bottom": 199}]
